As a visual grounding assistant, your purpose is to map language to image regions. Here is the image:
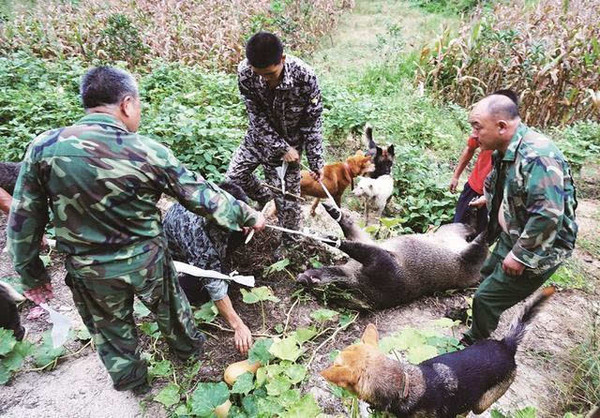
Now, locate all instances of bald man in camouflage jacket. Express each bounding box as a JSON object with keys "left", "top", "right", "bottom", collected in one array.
[
  {"left": 226, "top": 32, "right": 324, "bottom": 257},
  {"left": 461, "top": 93, "right": 577, "bottom": 345},
  {"left": 8, "top": 66, "right": 264, "bottom": 393}
]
